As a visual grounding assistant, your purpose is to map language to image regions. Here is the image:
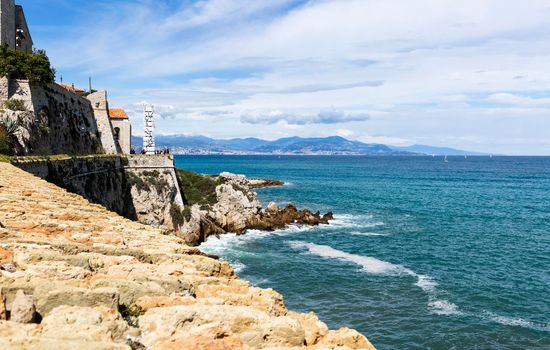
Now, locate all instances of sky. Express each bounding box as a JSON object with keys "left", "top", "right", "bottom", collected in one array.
[{"left": 19, "top": 0, "right": 550, "bottom": 155}]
